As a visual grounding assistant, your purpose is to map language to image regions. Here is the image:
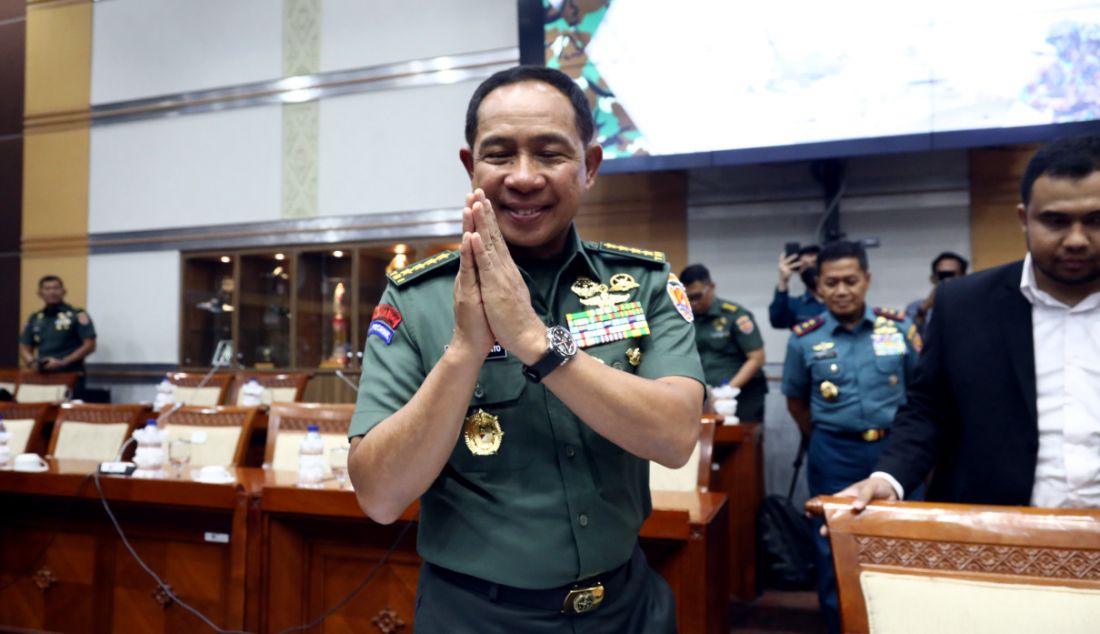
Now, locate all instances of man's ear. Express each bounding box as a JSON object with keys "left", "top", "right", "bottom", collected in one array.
[
  {"left": 1016, "top": 203, "right": 1028, "bottom": 234},
  {"left": 583, "top": 143, "right": 602, "bottom": 188},
  {"left": 459, "top": 147, "right": 474, "bottom": 179}
]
